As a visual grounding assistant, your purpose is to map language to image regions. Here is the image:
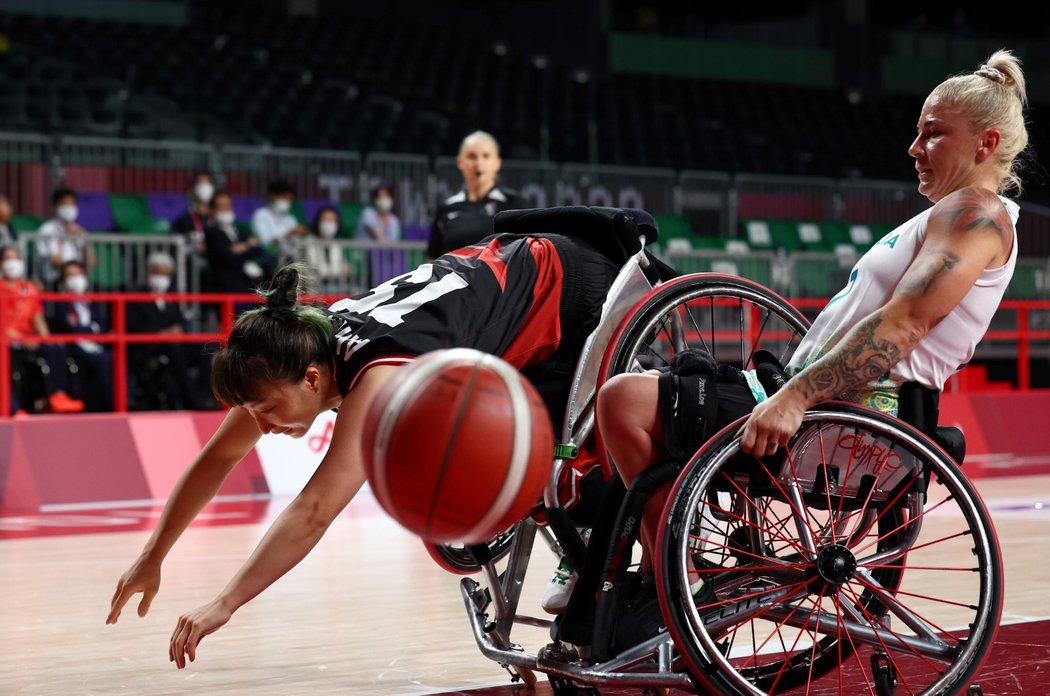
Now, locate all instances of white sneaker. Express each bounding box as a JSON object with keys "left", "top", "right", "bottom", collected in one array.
[{"left": 541, "top": 528, "right": 590, "bottom": 615}]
